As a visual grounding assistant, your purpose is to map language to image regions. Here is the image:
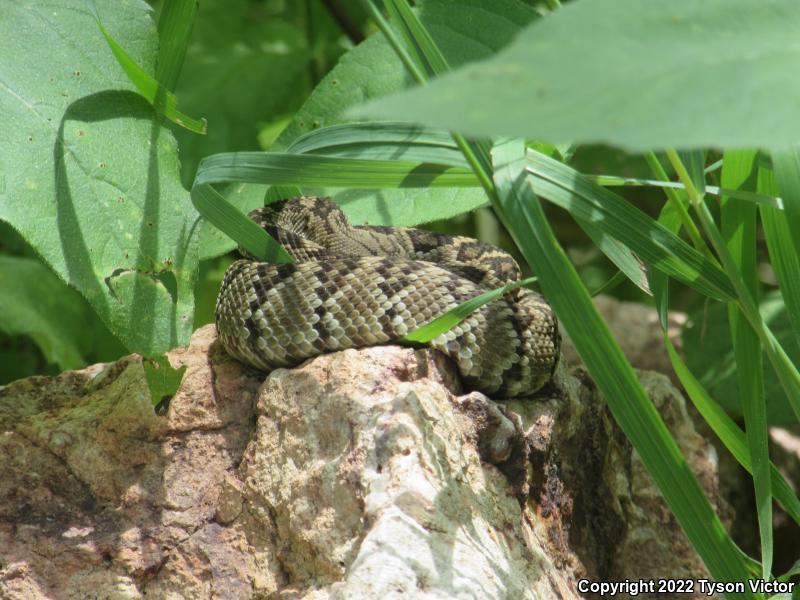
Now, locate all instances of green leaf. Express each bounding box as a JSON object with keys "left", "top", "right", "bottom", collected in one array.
[
  {"left": 778, "top": 557, "right": 800, "bottom": 582},
  {"left": 0, "top": 256, "right": 88, "bottom": 370},
  {"left": 526, "top": 151, "right": 734, "bottom": 301},
  {"left": 270, "top": 0, "right": 536, "bottom": 227},
  {"left": 172, "top": 0, "right": 310, "bottom": 185},
  {"left": 765, "top": 153, "right": 800, "bottom": 350},
  {"left": 588, "top": 174, "right": 782, "bottom": 210},
  {"left": 155, "top": 0, "right": 198, "bottom": 91},
  {"left": 287, "top": 122, "right": 649, "bottom": 293},
  {"left": 491, "top": 138, "right": 754, "bottom": 595},
  {"left": 190, "top": 150, "right": 479, "bottom": 261},
  {"left": 663, "top": 329, "right": 800, "bottom": 527},
  {"left": 356, "top": 0, "right": 800, "bottom": 151},
  {"left": 650, "top": 186, "right": 800, "bottom": 530},
  {"left": 195, "top": 151, "right": 478, "bottom": 188},
  {"left": 683, "top": 291, "right": 800, "bottom": 426},
  {"left": 0, "top": 0, "right": 200, "bottom": 355},
  {"left": 721, "top": 150, "right": 771, "bottom": 579},
  {"left": 142, "top": 353, "right": 186, "bottom": 407},
  {"left": 191, "top": 181, "right": 293, "bottom": 264},
  {"left": 87, "top": 0, "right": 206, "bottom": 133},
  {"left": 666, "top": 151, "right": 800, "bottom": 424},
  {"left": 288, "top": 122, "right": 469, "bottom": 166},
  {"left": 402, "top": 276, "right": 538, "bottom": 344}
]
